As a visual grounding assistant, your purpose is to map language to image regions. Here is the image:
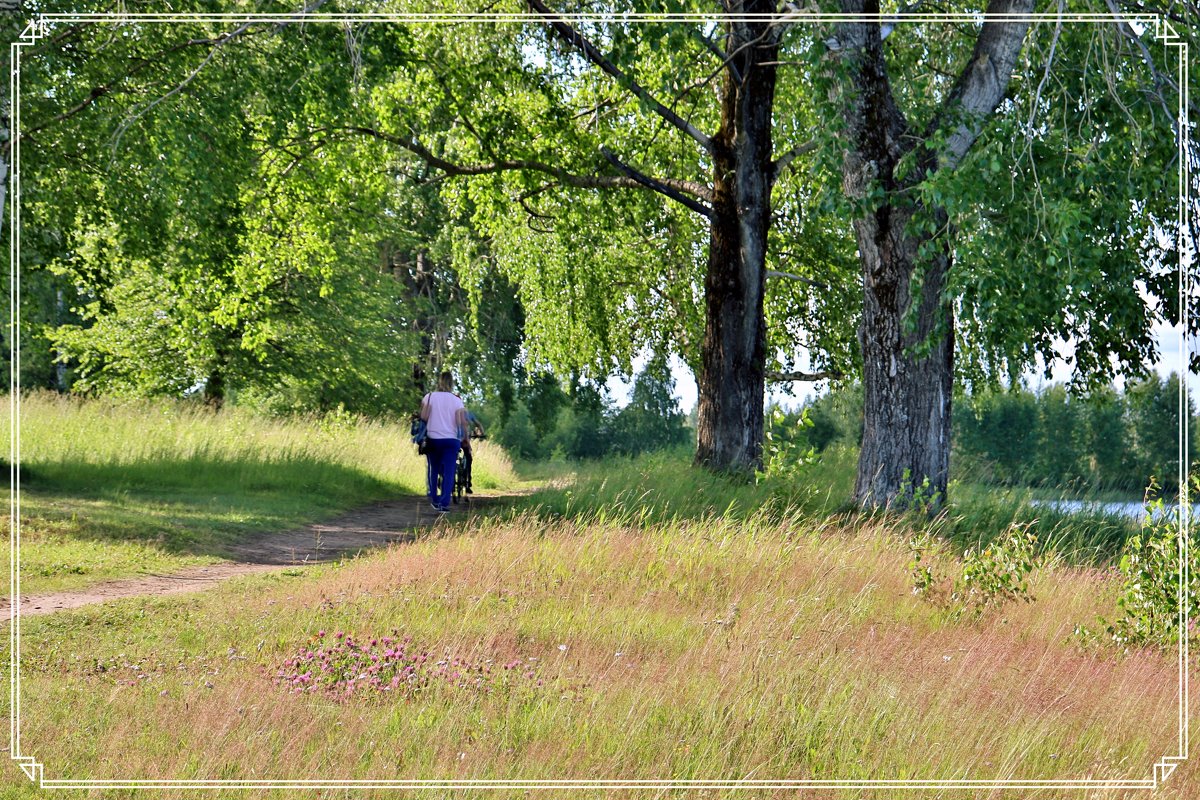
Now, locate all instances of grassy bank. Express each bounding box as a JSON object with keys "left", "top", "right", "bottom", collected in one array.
[
  {"left": 5, "top": 509, "right": 1192, "bottom": 798},
  {"left": 519, "top": 449, "right": 1138, "bottom": 565},
  {"left": 5, "top": 393, "right": 519, "bottom": 594}
]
